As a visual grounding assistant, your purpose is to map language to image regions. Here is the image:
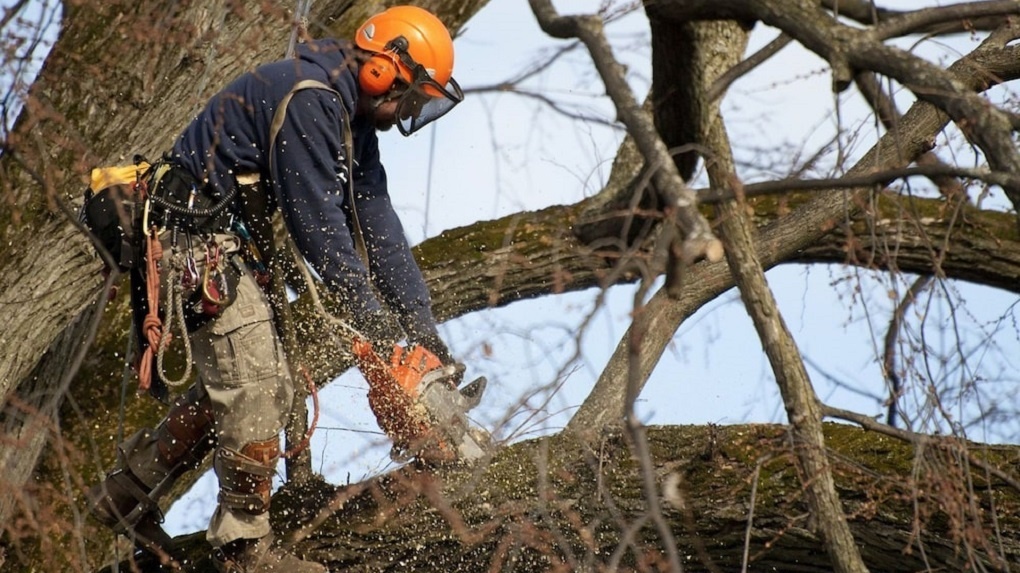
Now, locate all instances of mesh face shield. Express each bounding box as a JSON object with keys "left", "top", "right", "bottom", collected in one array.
[
  {"left": 383, "top": 37, "right": 464, "bottom": 135},
  {"left": 395, "top": 74, "right": 464, "bottom": 135}
]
